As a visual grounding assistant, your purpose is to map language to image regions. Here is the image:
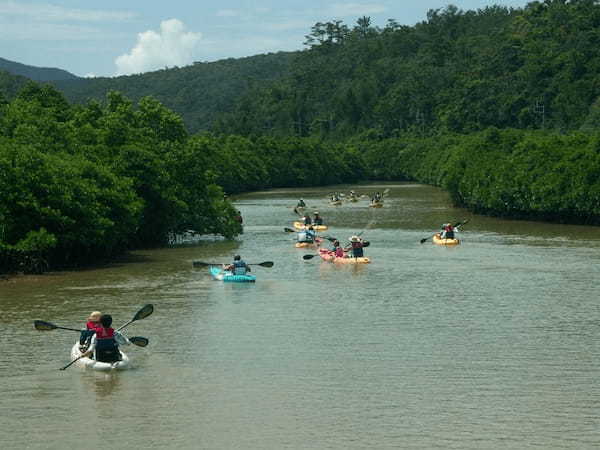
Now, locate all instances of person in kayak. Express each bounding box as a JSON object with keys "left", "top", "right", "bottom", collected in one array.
[
  {"left": 298, "top": 226, "right": 316, "bottom": 244},
  {"left": 313, "top": 211, "right": 324, "bottom": 226},
  {"left": 330, "top": 240, "right": 345, "bottom": 258},
  {"left": 302, "top": 214, "right": 312, "bottom": 226},
  {"left": 297, "top": 199, "right": 306, "bottom": 208},
  {"left": 225, "top": 255, "right": 251, "bottom": 275},
  {"left": 440, "top": 223, "right": 456, "bottom": 239},
  {"left": 81, "top": 314, "right": 131, "bottom": 363},
  {"left": 79, "top": 311, "right": 102, "bottom": 350},
  {"left": 345, "top": 235, "right": 367, "bottom": 258},
  {"left": 234, "top": 211, "right": 243, "bottom": 224}
]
